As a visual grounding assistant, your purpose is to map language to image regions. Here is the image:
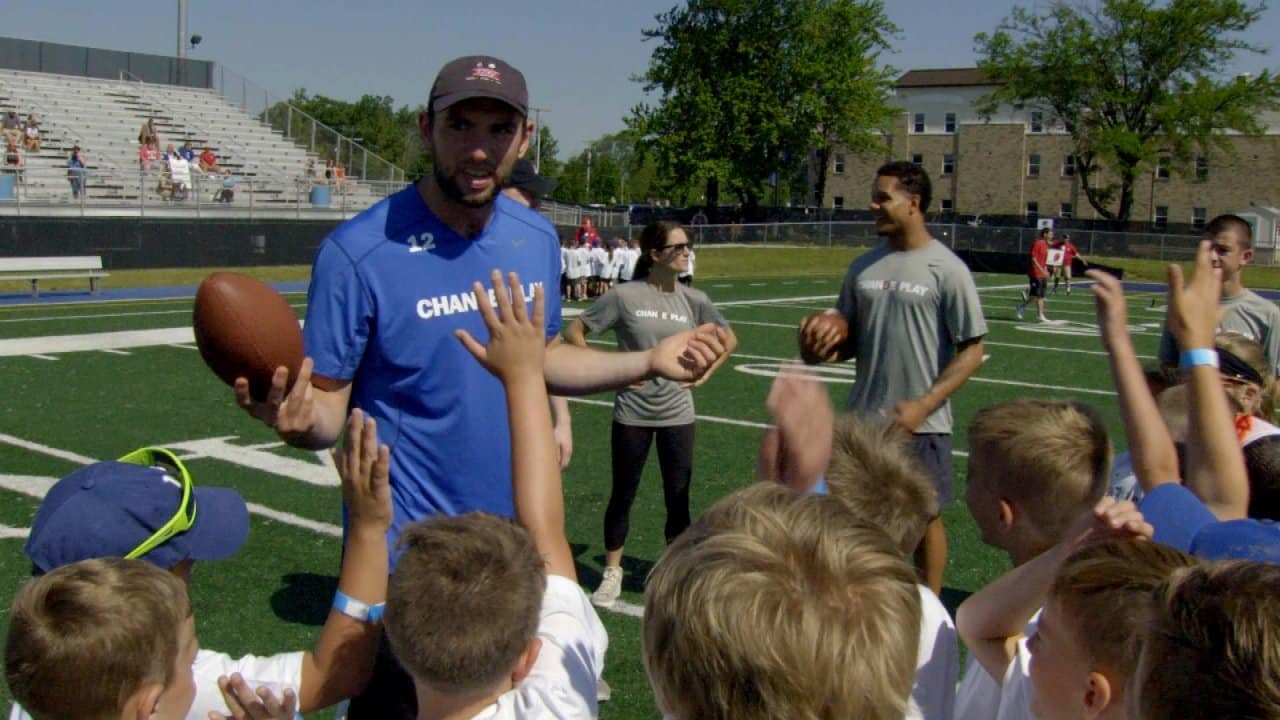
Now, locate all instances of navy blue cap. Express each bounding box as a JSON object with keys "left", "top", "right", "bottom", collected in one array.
[
  {"left": 1141, "top": 483, "right": 1280, "bottom": 563},
  {"left": 25, "top": 461, "right": 250, "bottom": 573}
]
